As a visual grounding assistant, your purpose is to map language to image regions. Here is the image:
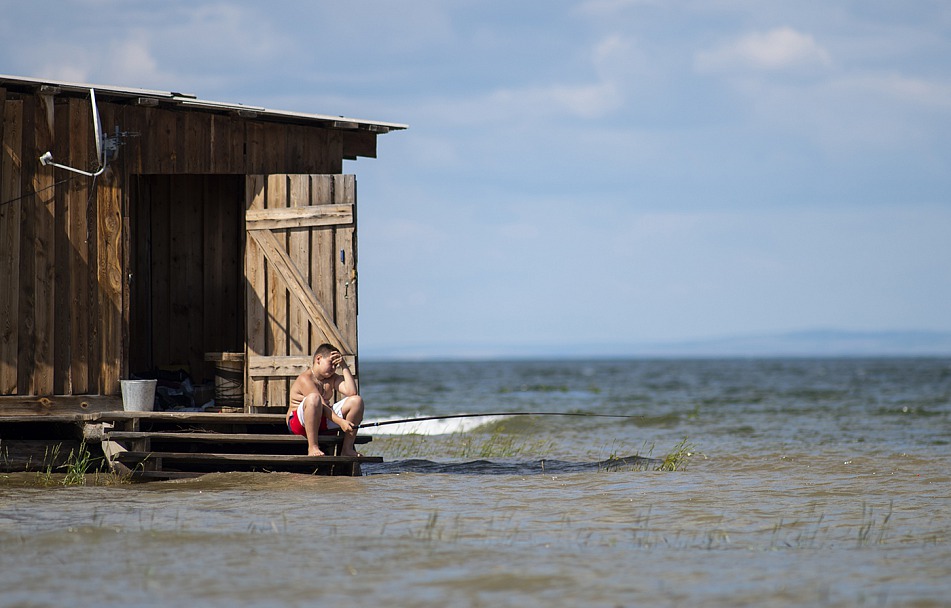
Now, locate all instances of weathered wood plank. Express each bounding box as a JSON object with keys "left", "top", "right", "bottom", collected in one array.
[
  {"left": 109, "top": 431, "right": 308, "bottom": 443},
  {"left": 53, "top": 97, "right": 71, "bottom": 395},
  {"left": 134, "top": 106, "right": 155, "bottom": 173},
  {"left": 97, "top": 411, "right": 288, "bottom": 424},
  {"left": 97, "top": 168, "right": 123, "bottom": 395},
  {"left": 244, "top": 203, "right": 353, "bottom": 230},
  {"left": 246, "top": 122, "right": 286, "bottom": 175},
  {"left": 205, "top": 351, "right": 245, "bottom": 362},
  {"left": 183, "top": 112, "right": 210, "bottom": 174},
  {"left": 173, "top": 111, "right": 187, "bottom": 174},
  {"left": 288, "top": 174, "right": 310, "bottom": 358},
  {"left": 342, "top": 130, "right": 377, "bottom": 160},
  {"left": 0, "top": 395, "right": 121, "bottom": 415},
  {"left": 284, "top": 124, "right": 309, "bottom": 170},
  {"left": 119, "top": 112, "right": 132, "bottom": 388},
  {"left": 245, "top": 122, "right": 264, "bottom": 174},
  {"left": 0, "top": 98, "right": 22, "bottom": 395},
  {"left": 245, "top": 175, "right": 267, "bottom": 408},
  {"left": 334, "top": 174, "right": 358, "bottom": 370},
  {"left": 154, "top": 108, "right": 178, "bottom": 174},
  {"left": 119, "top": 103, "right": 144, "bottom": 175},
  {"left": 247, "top": 354, "right": 356, "bottom": 378},
  {"left": 17, "top": 94, "right": 37, "bottom": 395},
  {"left": 0, "top": 414, "right": 99, "bottom": 423},
  {"left": 67, "top": 98, "right": 90, "bottom": 394},
  {"left": 33, "top": 92, "right": 56, "bottom": 396},
  {"left": 325, "top": 130, "right": 345, "bottom": 173},
  {"left": 104, "top": 431, "right": 372, "bottom": 444},
  {"left": 312, "top": 175, "right": 335, "bottom": 350},
  {"left": 248, "top": 354, "right": 311, "bottom": 378},
  {"left": 113, "top": 451, "right": 381, "bottom": 465},
  {"left": 265, "top": 174, "right": 288, "bottom": 408},
  {"left": 209, "top": 114, "right": 242, "bottom": 174}
]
